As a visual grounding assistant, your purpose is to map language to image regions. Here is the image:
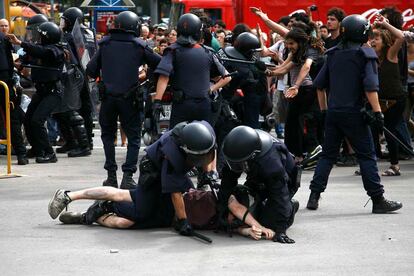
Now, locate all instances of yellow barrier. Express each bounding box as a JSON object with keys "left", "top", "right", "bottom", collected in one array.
[{"left": 0, "top": 81, "right": 20, "bottom": 178}]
